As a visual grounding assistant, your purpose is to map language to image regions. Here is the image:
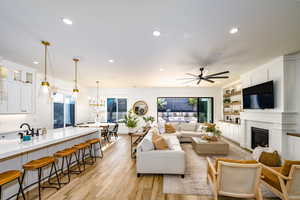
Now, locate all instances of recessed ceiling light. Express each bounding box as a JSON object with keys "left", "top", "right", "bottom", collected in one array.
[
  {"left": 108, "top": 59, "right": 114, "bottom": 63},
  {"left": 62, "top": 18, "right": 73, "bottom": 25},
  {"left": 159, "top": 68, "right": 164, "bottom": 71},
  {"left": 33, "top": 61, "right": 39, "bottom": 65},
  {"left": 153, "top": 30, "right": 161, "bottom": 37},
  {"left": 229, "top": 27, "right": 239, "bottom": 34}
]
